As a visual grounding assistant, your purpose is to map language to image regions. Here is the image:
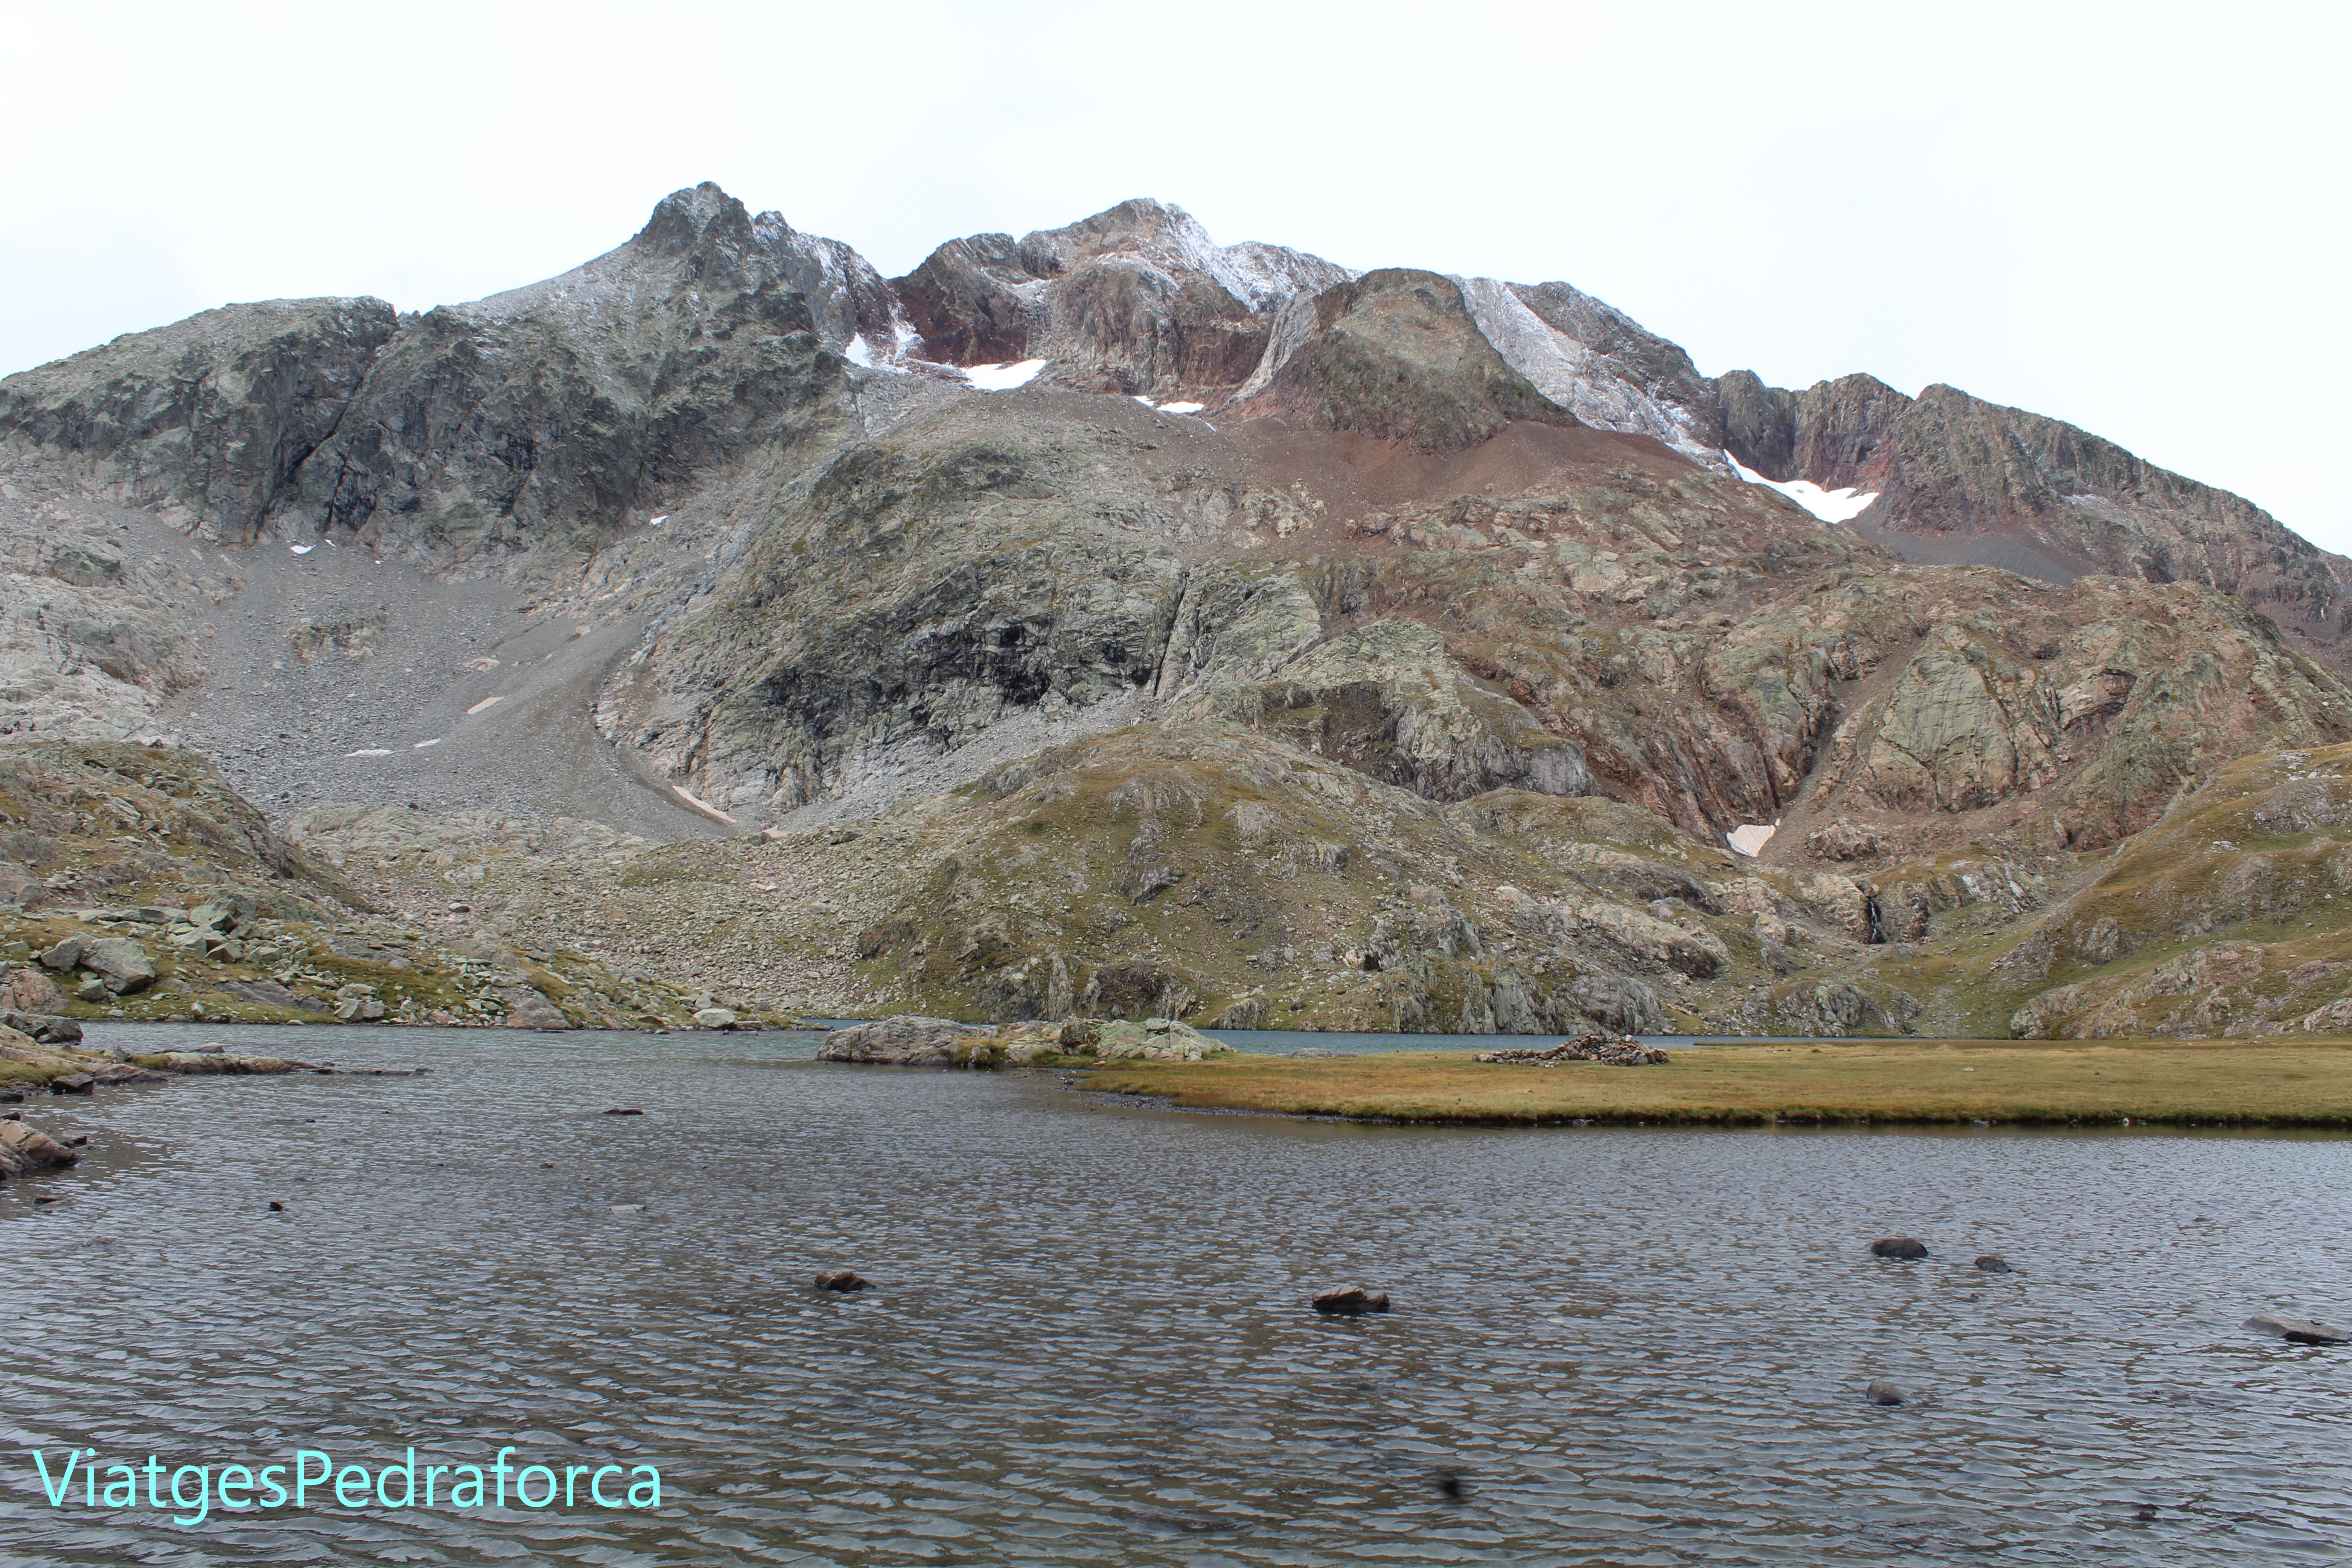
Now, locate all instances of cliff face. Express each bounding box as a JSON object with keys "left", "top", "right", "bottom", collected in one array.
[
  {"left": 3, "top": 184, "right": 2346, "bottom": 1039},
  {"left": 0, "top": 298, "right": 397, "bottom": 543},
  {"left": 1710, "top": 374, "right": 2352, "bottom": 668}
]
